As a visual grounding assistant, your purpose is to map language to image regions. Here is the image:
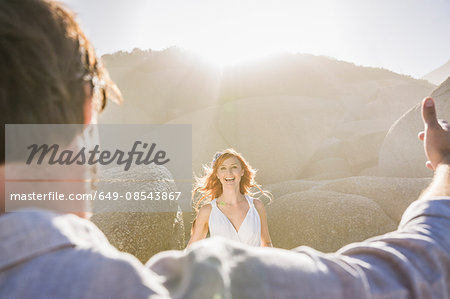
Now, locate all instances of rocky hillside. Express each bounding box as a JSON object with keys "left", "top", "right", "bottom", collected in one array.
[
  {"left": 94, "top": 48, "right": 442, "bottom": 260},
  {"left": 100, "top": 48, "right": 434, "bottom": 183}
]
